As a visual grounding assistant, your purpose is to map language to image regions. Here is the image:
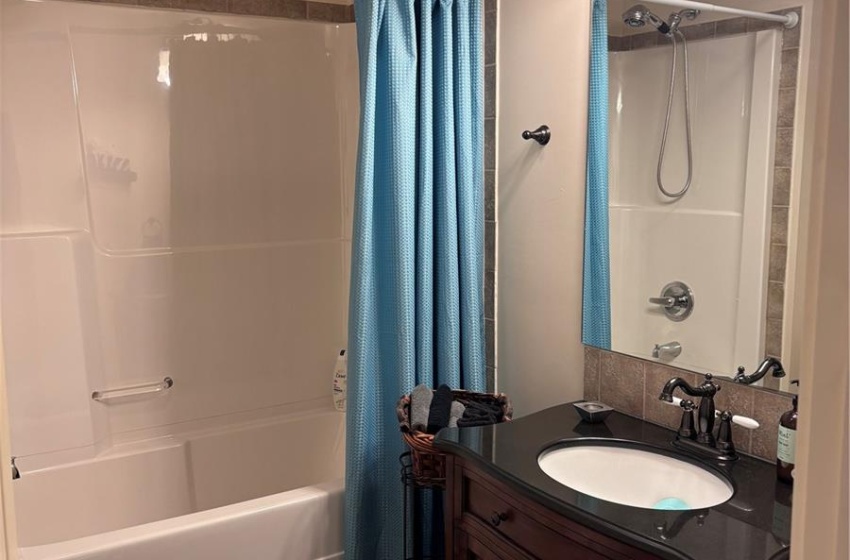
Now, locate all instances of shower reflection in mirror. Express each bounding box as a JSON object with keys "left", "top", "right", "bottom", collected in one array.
[{"left": 582, "top": 2, "right": 803, "bottom": 392}]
